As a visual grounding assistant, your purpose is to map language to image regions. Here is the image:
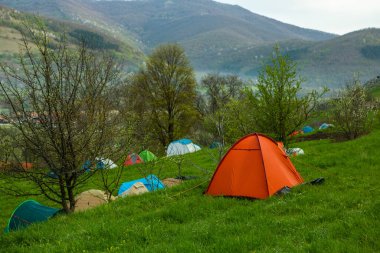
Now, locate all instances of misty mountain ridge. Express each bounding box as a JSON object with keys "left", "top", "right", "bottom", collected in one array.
[{"left": 0, "top": 0, "right": 378, "bottom": 87}]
